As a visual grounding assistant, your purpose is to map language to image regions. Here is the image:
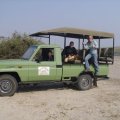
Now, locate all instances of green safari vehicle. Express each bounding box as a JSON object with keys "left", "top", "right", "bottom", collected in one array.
[{"left": 0, "top": 27, "right": 114, "bottom": 96}]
